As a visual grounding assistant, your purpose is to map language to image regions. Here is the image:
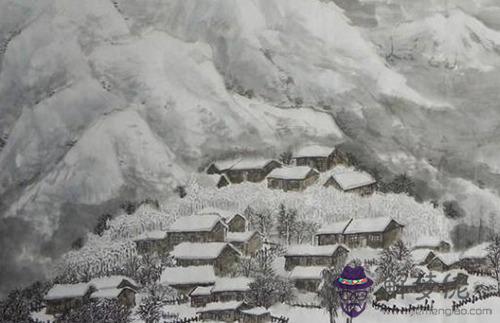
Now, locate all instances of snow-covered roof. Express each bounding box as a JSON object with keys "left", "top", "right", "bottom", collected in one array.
[
  {"left": 289, "top": 266, "right": 326, "bottom": 280},
  {"left": 230, "top": 158, "right": 279, "bottom": 170},
  {"left": 267, "top": 166, "right": 317, "bottom": 180},
  {"left": 343, "top": 216, "right": 400, "bottom": 234},
  {"left": 212, "top": 277, "right": 253, "bottom": 293},
  {"left": 190, "top": 286, "right": 213, "bottom": 296},
  {"left": 196, "top": 207, "right": 243, "bottom": 222},
  {"left": 132, "top": 230, "right": 167, "bottom": 241},
  {"left": 171, "top": 242, "right": 240, "bottom": 259},
  {"left": 286, "top": 244, "right": 348, "bottom": 257},
  {"left": 330, "top": 170, "right": 376, "bottom": 191},
  {"left": 169, "top": 214, "right": 224, "bottom": 232},
  {"left": 411, "top": 249, "right": 435, "bottom": 264},
  {"left": 90, "top": 287, "right": 134, "bottom": 299},
  {"left": 317, "top": 219, "right": 352, "bottom": 235},
  {"left": 89, "top": 275, "right": 138, "bottom": 290},
  {"left": 293, "top": 145, "right": 335, "bottom": 158},
  {"left": 210, "top": 159, "right": 241, "bottom": 171},
  {"left": 432, "top": 252, "right": 461, "bottom": 266},
  {"left": 461, "top": 242, "right": 489, "bottom": 259},
  {"left": 241, "top": 307, "right": 270, "bottom": 316},
  {"left": 197, "top": 301, "right": 246, "bottom": 313},
  {"left": 227, "top": 231, "right": 257, "bottom": 243},
  {"left": 413, "top": 236, "right": 450, "bottom": 249},
  {"left": 44, "top": 283, "right": 91, "bottom": 300},
  {"left": 160, "top": 266, "right": 216, "bottom": 286}
]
